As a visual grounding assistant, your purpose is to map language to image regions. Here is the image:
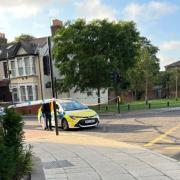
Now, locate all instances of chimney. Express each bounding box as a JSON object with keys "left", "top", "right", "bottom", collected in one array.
[
  {"left": 0, "top": 33, "right": 7, "bottom": 44},
  {"left": 51, "top": 19, "right": 63, "bottom": 36}
]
